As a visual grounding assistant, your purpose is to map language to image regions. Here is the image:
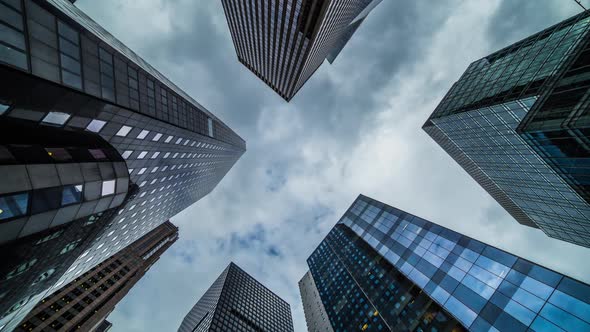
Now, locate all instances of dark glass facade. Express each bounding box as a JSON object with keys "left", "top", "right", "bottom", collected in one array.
[
  {"left": 302, "top": 195, "right": 590, "bottom": 331},
  {"left": 179, "top": 262, "right": 294, "bottom": 332},
  {"left": 423, "top": 11, "right": 590, "bottom": 247},
  {"left": 0, "top": 0, "right": 244, "bottom": 329},
  {"left": 220, "top": 0, "right": 382, "bottom": 101}
]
